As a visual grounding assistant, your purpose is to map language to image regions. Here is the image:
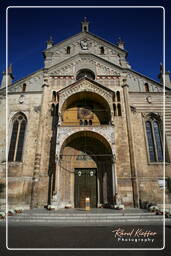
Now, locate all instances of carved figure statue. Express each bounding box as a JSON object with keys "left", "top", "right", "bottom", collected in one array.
[{"left": 80, "top": 40, "right": 88, "bottom": 50}]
